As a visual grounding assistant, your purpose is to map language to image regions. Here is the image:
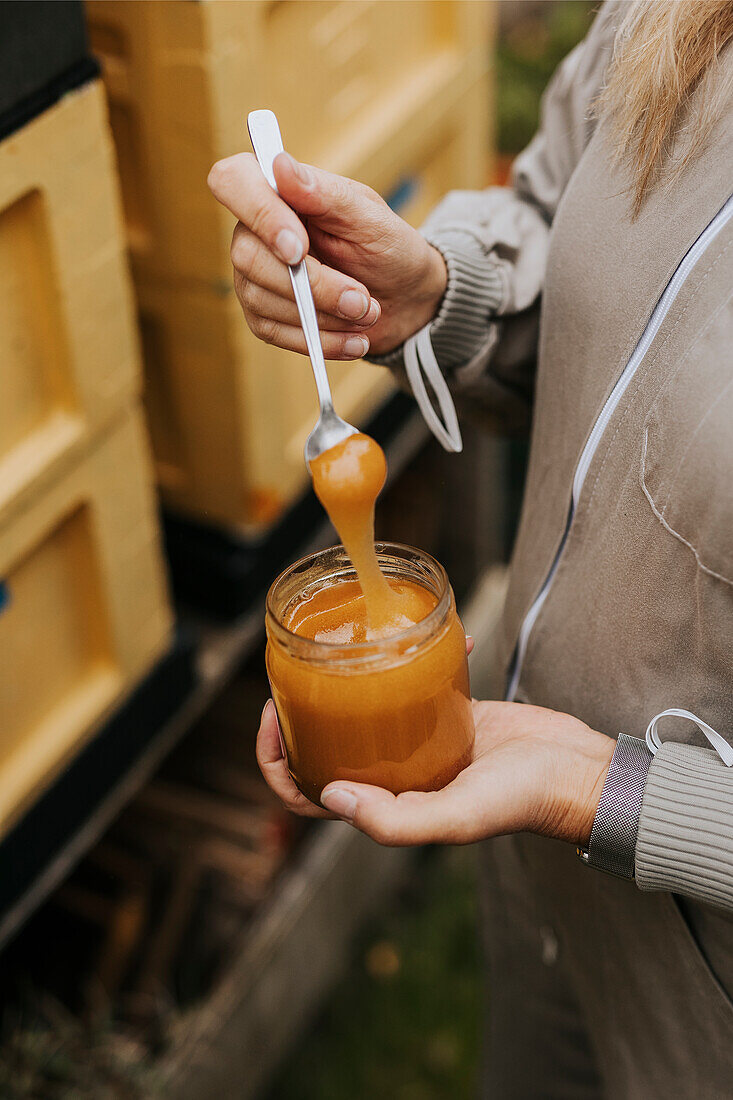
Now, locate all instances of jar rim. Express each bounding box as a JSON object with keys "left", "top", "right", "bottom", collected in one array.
[{"left": 265, "top": 542, "right": 453, "bottom": 665}]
